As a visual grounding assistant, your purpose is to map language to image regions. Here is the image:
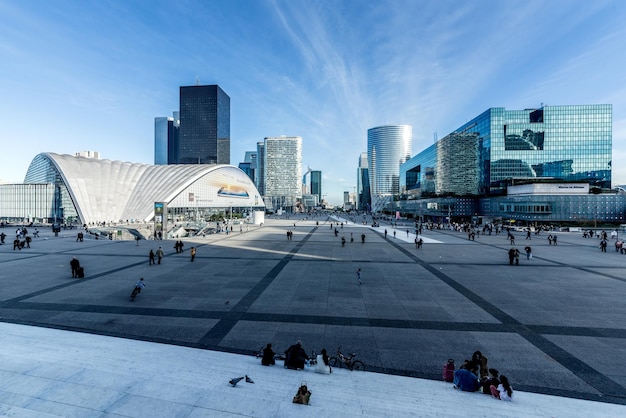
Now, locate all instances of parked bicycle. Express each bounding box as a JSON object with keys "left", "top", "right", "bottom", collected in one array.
[{"left": 329, "top": 347, "right": 365, "bottom": 371}]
